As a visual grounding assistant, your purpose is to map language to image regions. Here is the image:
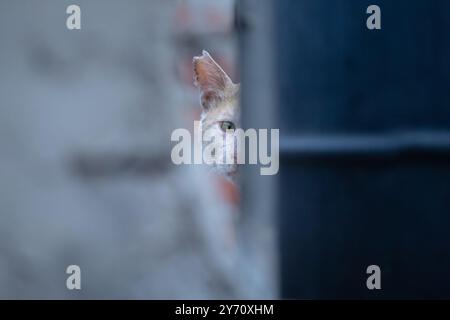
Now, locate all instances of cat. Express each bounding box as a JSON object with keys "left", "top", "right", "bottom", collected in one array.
[{"left": 193, "top": 50, "right": 240, "bottom": 181}]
